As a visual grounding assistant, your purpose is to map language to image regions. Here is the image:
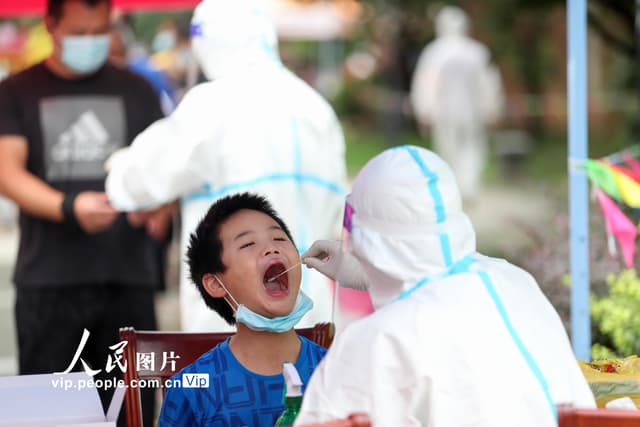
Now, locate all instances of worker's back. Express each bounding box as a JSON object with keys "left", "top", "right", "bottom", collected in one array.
[{"left": 300, "top": 253, "right": 595, "bottom": 426}]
